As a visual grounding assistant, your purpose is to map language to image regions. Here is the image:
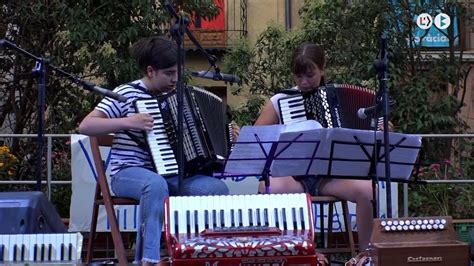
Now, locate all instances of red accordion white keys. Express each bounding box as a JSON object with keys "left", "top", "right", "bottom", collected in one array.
[{"left": 164, "top": 193, "right": 320, "bottom": 266}]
